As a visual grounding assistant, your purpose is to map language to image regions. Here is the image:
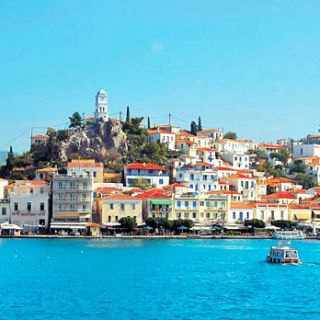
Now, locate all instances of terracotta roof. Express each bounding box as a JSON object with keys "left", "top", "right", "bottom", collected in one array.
[
  {"left": 207, "top": 190, "right": 240, "bottom": 195},
  {"left": 264, "top": 177, "right": 296, "bottom": 185},
  {"left": 258, "top": 143, "right": 286, "bottom": 150},
  {"left": 230, "top": 202, "right": 254, "bottom": 209},
  {"left": 228, "top": 173, "right": 255, "bottom": 180},
  {"left": 14, "top": 180, "right": 48, "bottom": 186},
  {"left": 198, "top": 129, "right": 220, "bottom": 133},
  {"left": 263, "top": 192, "right": 296, "bottom": 200},
  {"left": 67, "top": 159, "right": 103, "bottom": 168},
  {"left": 32, "top": 134, "right": 48, "bottom": 139},
  {"left": 36, "top": 167, "right": 58, "bottom": 173},
  {"left": 96, "top": 187, "right": 122, "bottom": 194},
  {"left": 147, "top": 129, "right": 175, "bottom": 135},
  {"left": 103, "top": 194, "right": 139, "bottom": 200},
  {"left": 217, "top": 166, "right": 236, "bottom": 171},
  {"left": 85, "top": 117, "right": 95, "bottom": 121},
  {"left": 135, "top": 189, "right": 171, "bottom": 199},
  {"left": 126, "top": 163, "right": 167, "bottom": 171},
  {"left": 197, "top": 147, "right": 216, "bottom": 152}
]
